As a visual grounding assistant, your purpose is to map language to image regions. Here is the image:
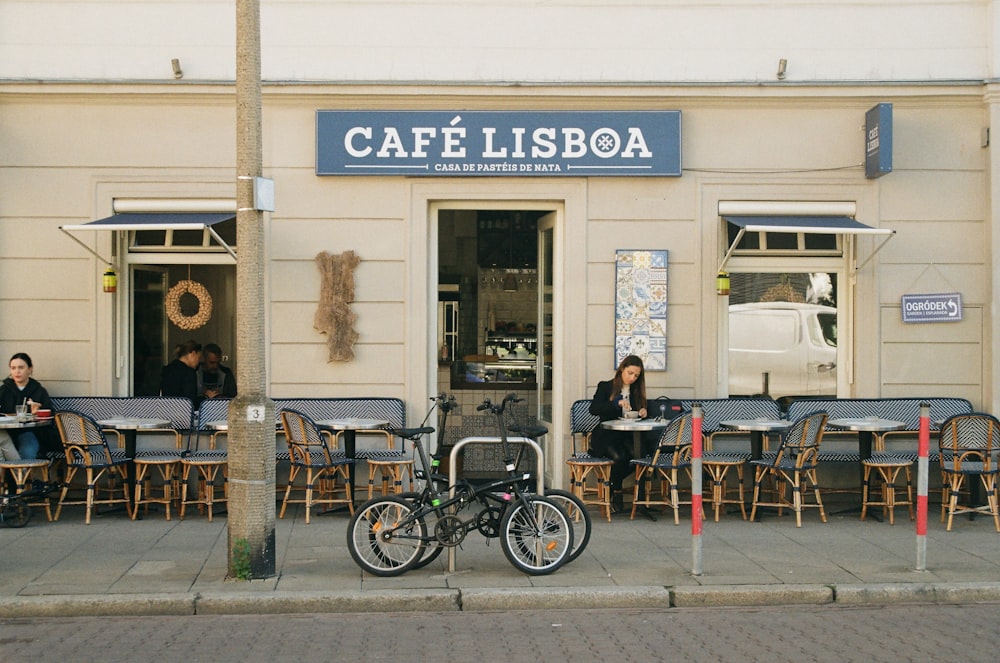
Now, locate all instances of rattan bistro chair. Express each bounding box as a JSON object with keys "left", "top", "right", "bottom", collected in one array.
[
  {"left": 860, "top": 454, "right": 914, "bottom": 525},
  {"left": 132, "top": 413, "right": 189, "bottom": 521},
  {"left": 938, "top": 412, "right": 1000, "bottom": 532},
  {"left": 750, "top": 410, "right": 828, "bottom": 527},
  {"left": 702, "top": 447, "right": 749, "bottom": 522},
  {"left": 630, "top": 412, "right": 695, "bottom": 524},
  {"left": 0, "top": 458, "right": 53, "bottom": 522},
  {"left": 54, "top": 411, "right": 130, "bottom": 524},
  {"left": 279, "top": 409, "right": 355, "bottom": 523},
  {"left": 565, "top": 399, "right": 613, "bottom": 521},
  {"left": 179, "top": 418, "right": 228, "bottom": 522},
  {"left": 342, "top": 428, "right": 413, "bottom": 500}
]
